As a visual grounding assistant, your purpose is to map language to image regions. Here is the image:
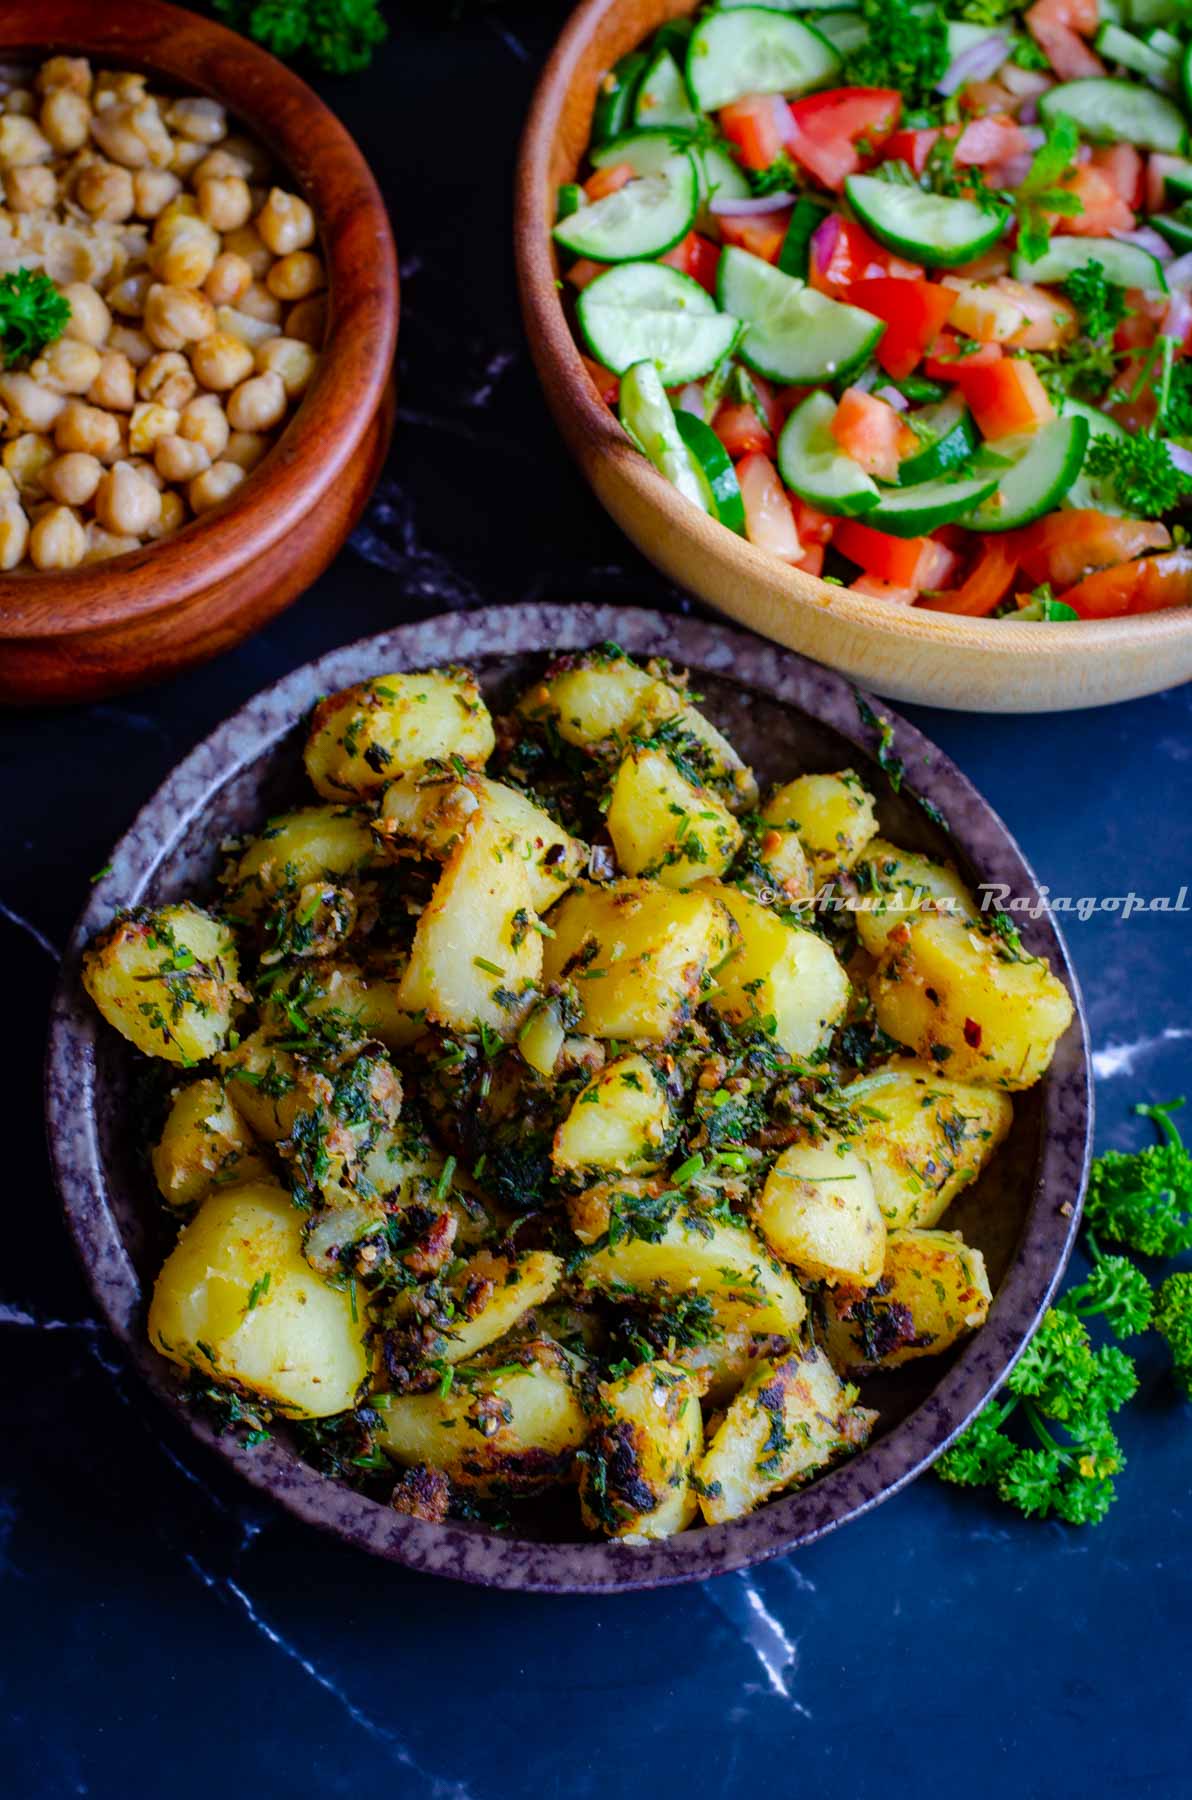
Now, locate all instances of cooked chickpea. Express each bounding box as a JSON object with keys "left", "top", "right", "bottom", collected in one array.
[
  {"left": 77, "top": 158, "right": 135, "bottom": 222},
  {"left": 256, "top": 187, "right": 315, "bottom": 255},
  {"left": 29, "top": 503, "right": 87, "bottom": 570},
  {"left": 37, "top": 57, "right": 92, "bottom": 97},
  {"left": 62, "top": 282, "right": 111, "bottom": 346},
  {"left": 188, "top": 459, "right": 245, "bottom": 513},
  {"left": 236, "top": 281, "right": 282, "bottom": 325},
  {"left": 221, "top": 224, "right": 272, "bottom": 277},
  {"left": 266, "top": 251, "right": 324, "bottom": 302},
  {"left": 194, "top": 147, "right": 251, "bottom": 183},
  {"left": 221, "top": 134, "right": 272, "bottom": 181},
  {"left": 147, "top": 487, "right": 187, "bottom": 539},
  {"left": 0, "top": 500, "right": 29, "bottom": 569},
  {"left": 3, "top": 432, "right": 55, "bottom": 493},
  {"left": 153, "top": 219, "right": 219, "bottom": 287},
  {"left": 285, "top": 295, "right": 327, "bottom": 347},
  {"left": 224, "top": 430, "right": 270, "bottom": 473},
  {"left": 167, "top": 96, "right": 227, "bottom": 143},
  {"left": 33, "top": 338, "right": 102, "bottom": 395},
  {"left": 83, "top": 522, "right": 141, "bottom": 563},
  {"left": 144, "top": 282, "right": 215, "bottom": 351},
  {"left": 0, "top": 469, "right": 17, "bottom": 502},
  {"left": 204, "top": 251, "right": 252, "bottom": 307},
  {"left": 94, "top": 71, "right": 147, "bottom": 108},
  {"left": 106, "top": 270, "right": 152, "bottom": 318},
  {"left": 138, "top": 351, "right": 196, "bottom": 411},
  {"left": 107, "top": 324, "right": 153, "bottom": 368},
  {"left": 154, "top": 433, "right": 210, "bottom": 483},
  {"left": 226, "top": 370, "right": 286, "bottom": 433},
  {"left": 0, "top": 372, "right": 66, "bottom": 432},
  {"left": 214, "top": 304, "right": 279, "bottom": 349},
  {"left": 43, "top": 451, "right": 102, "bottom": 506},
  {"left": 125, "top": 456, "right": 165, "bottom": 491},
  {"left": 94, "top": 460, "right": 161, "bottom": 535},
  {"left": 0, "top": 115, "right": 52, "bottom": 165},
  {"left": 255, "top": 335, "right": 317, "bottom": 399},
  {"left": 129, "top": 400, "right": 180, "bottom": 454},
  {"left": 179, "top": 393, "right": 229, "bottom": 460},
  {"left": 133, "top": 167, "right": 181, "bottom": 219},
  {"left": 89, "top": 350, "right": 136, "bottom": 411},
  {"left": 91, "top": 98, "right": 172, "bottom": 169},
  {"left": 197, "top": 173, "right": 252, "bottom": 232},
  {"left": 168, "top": 137, "right": 207, "bottom": 180},
  {"left": 40, "top": 88, "right": 90, "bottom": 152},
  {"left": 5, "top": 164, "right": 57, "bottom": 210},
  {"left": 4, "top": 88, "right": 37, "bottom": 118},
  {"left": 189, "top": 330, "right": 254, "bottom": 392},
  {"left": 55, "top": 399, "right": 122, "bottom": 460}
]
